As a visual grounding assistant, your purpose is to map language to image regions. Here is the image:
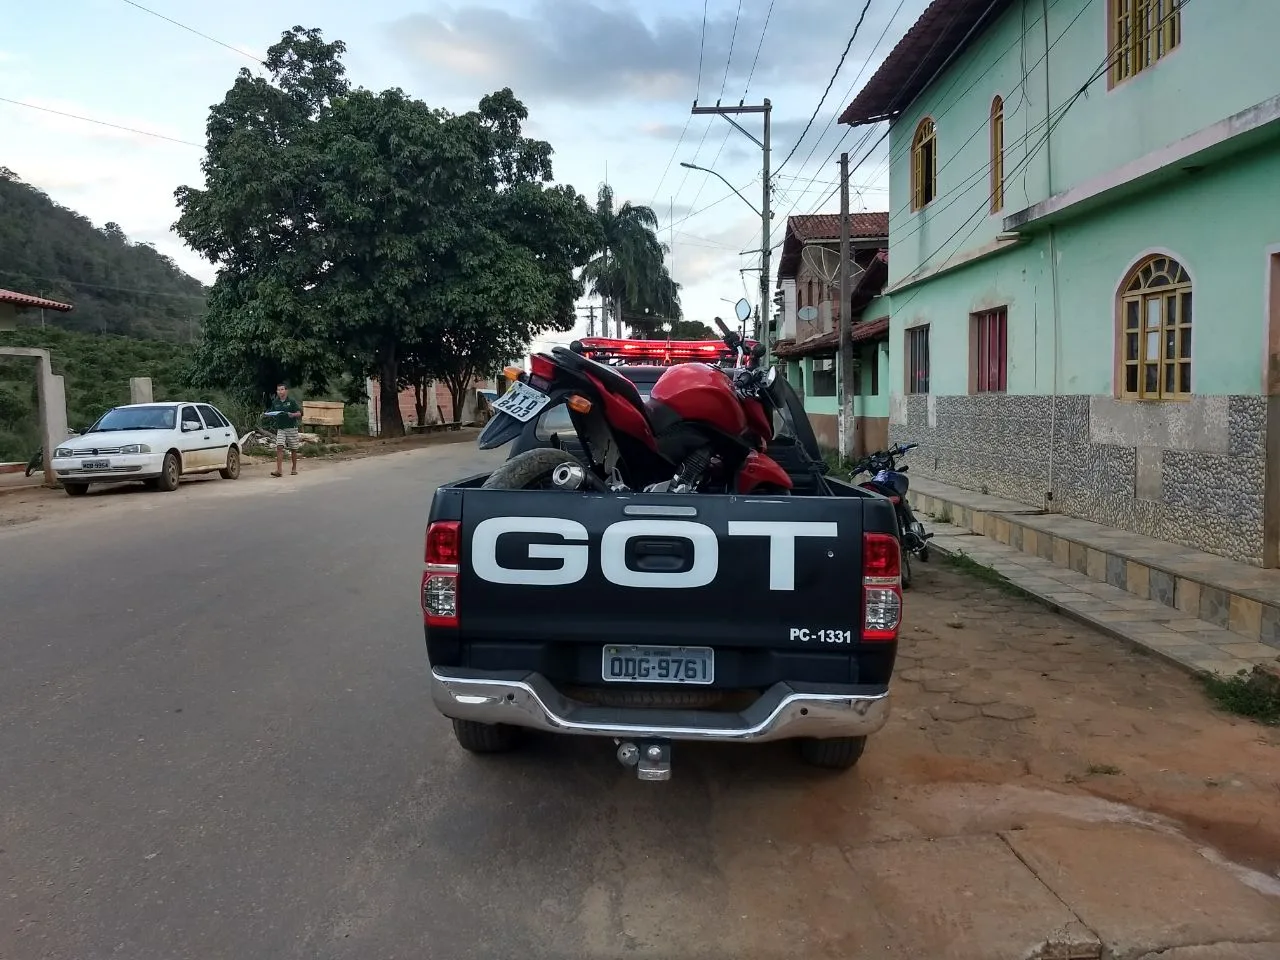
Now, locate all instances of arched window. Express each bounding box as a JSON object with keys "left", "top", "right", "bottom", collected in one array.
[
  {"left": 989, "top": 96, "right": 1005, "bottom": 213},
  {"left": 910, "top": 118, "right": 937, "bottom": 211},
  {"left": 1119, "top": 254, "right": 1192, "bottom": 399}
]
